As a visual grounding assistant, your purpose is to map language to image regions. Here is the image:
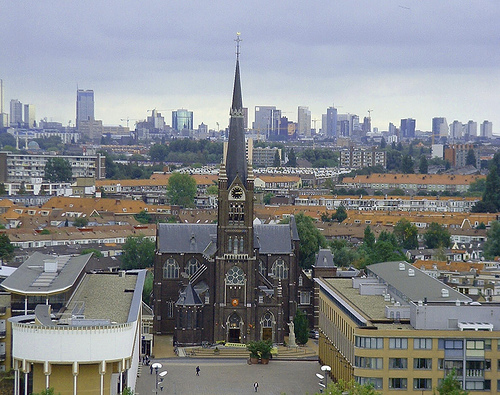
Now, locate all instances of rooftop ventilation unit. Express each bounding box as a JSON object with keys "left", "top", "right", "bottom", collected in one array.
[
  {"left": 441, "top": 288, "right": 449, "bottom": 298},
  {"left": 408, "top": 268, "right": 415, "bottom": 277},
  {"left": 399, "top": 262, "right": 405, "bottom": 271},
  {"left": 43, "top": 259, "right": 57, "bottom": 273}
]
